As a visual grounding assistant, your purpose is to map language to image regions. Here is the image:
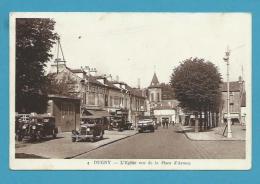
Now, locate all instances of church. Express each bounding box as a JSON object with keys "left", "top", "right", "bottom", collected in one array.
[{"left": 146, "top": 73, "right": 181, "bottom": 125}]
